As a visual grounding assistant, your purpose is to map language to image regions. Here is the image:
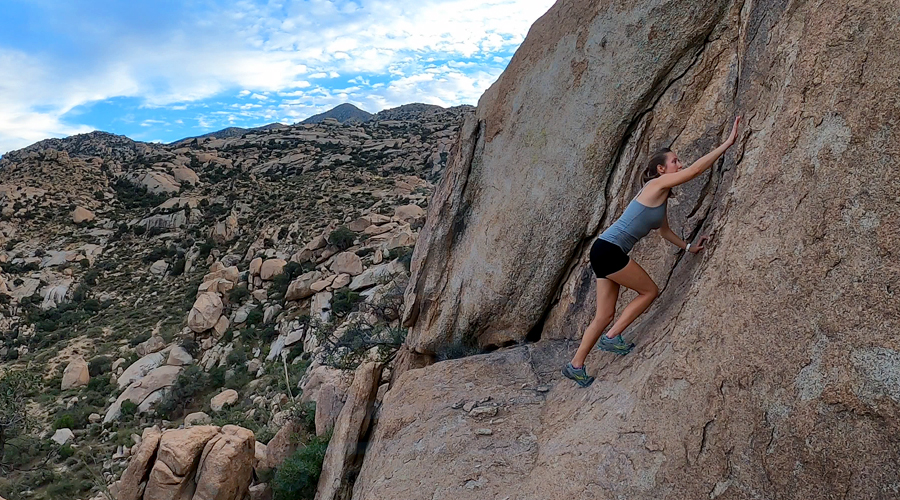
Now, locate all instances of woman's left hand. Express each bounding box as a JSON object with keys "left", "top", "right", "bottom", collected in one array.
[{"left": 689, "top": 235, "right": 710, "bottom": 253}]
